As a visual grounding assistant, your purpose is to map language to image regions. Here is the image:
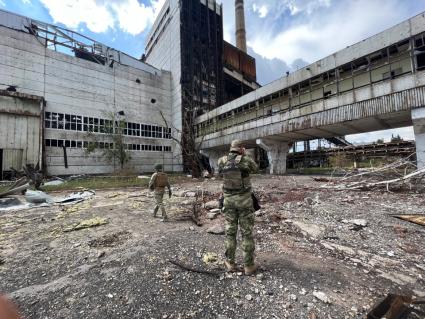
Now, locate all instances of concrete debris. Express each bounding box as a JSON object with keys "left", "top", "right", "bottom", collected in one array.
[
  {"left": 291, "top": 220, "right": 324, "bottom": 239},
  {"left": 349, "top": 219, "right": 368, "bottom": 227},
  {"left": 207, "top": 212, "right": 219, "bottom": 220},
  {"left": 43, "top": 179, "right": 65, "bottom": 186},
  {"left": 202, "top": 170, "right": 211, "bottom": 178},
  {"left": 184, "top": 192, "right": 197, "bottom": 197},
  {"left": 313, "top": 291, "right": 331, "bottom": 304},
  {"left": 323, "top": 163, "right": 425, "bottom": 192},
  {"left": 206, "top": 225, "right": 225, "bottom": 235},
  {"left": 204, "top": 200, "right": 219, "bottom": 209},
  {"left": 63, "top": 217, "right": 108, "bottom": 232},
  {"left": 202, "top": 252, "right": 219, "bottom": 265}
]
